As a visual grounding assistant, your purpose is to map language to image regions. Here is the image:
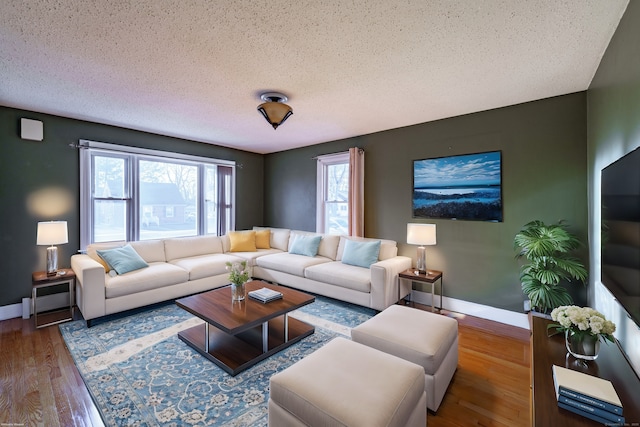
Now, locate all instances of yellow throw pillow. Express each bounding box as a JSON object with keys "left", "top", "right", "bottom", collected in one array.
[
  {"left": 89, "top": 249, "right": 111, "bottom": 271},
  {"left": 255, "top": 229, "right": 271, "bottom": 249},
  {"left": 229, "top": 230, "right": 257, "bottom": 252}
]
